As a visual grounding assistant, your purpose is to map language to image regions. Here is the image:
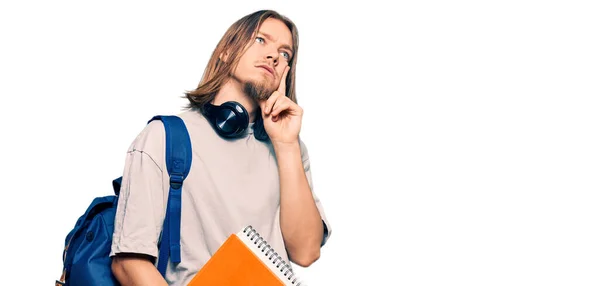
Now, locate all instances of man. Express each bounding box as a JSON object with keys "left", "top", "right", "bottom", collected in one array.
[{"left": 109, "top": 10, "right": 332, "bottom": 285}]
